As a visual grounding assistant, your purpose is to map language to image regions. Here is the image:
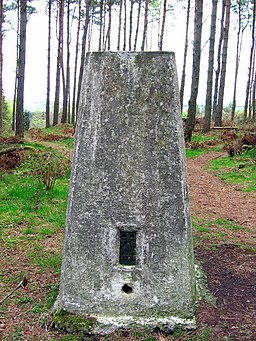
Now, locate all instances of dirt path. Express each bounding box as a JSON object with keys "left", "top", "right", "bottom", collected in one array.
[
  {"left": 188, "top": 152, "right": 256, "bottom": 230},
  {"left": 188, "top": 152, "right": 256, "bottom": 340}
]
